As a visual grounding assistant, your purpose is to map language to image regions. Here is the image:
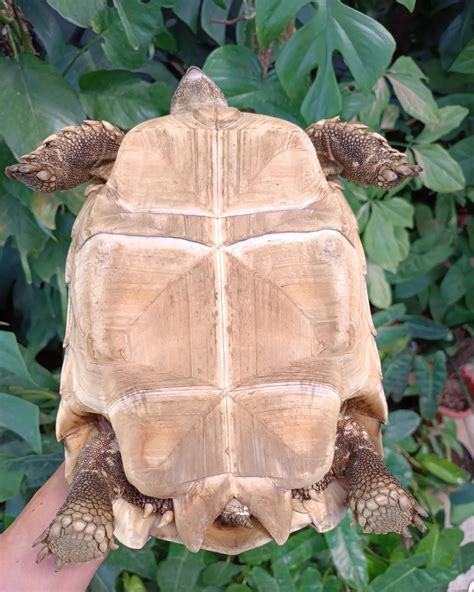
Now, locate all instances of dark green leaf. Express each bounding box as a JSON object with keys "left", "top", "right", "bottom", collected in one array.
[
  {"left": 365, "top": 554, "right": 440, "bottom": 592},
  {"left": 104, "top": 541, "right": 157, "bottom": 580},
  {"left": 324, "top": 515, "right": 368, "bottom": 590},
  {"left": 80, "top": 70, "right": 172, "bottom": 129},
  {"left": 298, "top": 566, "right": 322, "bottom": 592},
  {"left": 383, "top": 448, "right": 413, "bottom": 486},
  {"left": 0, "top": 454, "right": 24, "bottom": 502},
  {"left": 402, "top": 315, "right": 451, "bottom": 340},
  {"left": 201, "top": 562, "right": 242, "bottom": 586},
  {"left": 156, "top": 547, "right": 204, "bottom": 592},
  {"left": 0, "top": 331, "right": 39, "bottom": 389},
  {"left": 384, "top": 410, "right": 421, "bottom": 443},
  {"left": 0, "top": 53, "right": 85, "bottom": 159},
  {"left": 413, "top": 352, "right": 447, "bottom": 419},
  {"left": 201, "top": 0, "right": 232, "bottom": 46},
  {"left": 382, "top": 351, "right": 413, "bottom": 401},
  {"left": 450, "top": 135, "right": 474, "bottom": 186},
  {"left": 373, "top": 304, "right": 407, "bottom": 328},
  {"left": 248, "top": 566, "right": 281, "bottom": 591},
  {"left": 450, "top": 38, "right": 474, "bottom": 74},
  {"left": 0, "top": 392, "right": 42, "bottom": 453}
]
